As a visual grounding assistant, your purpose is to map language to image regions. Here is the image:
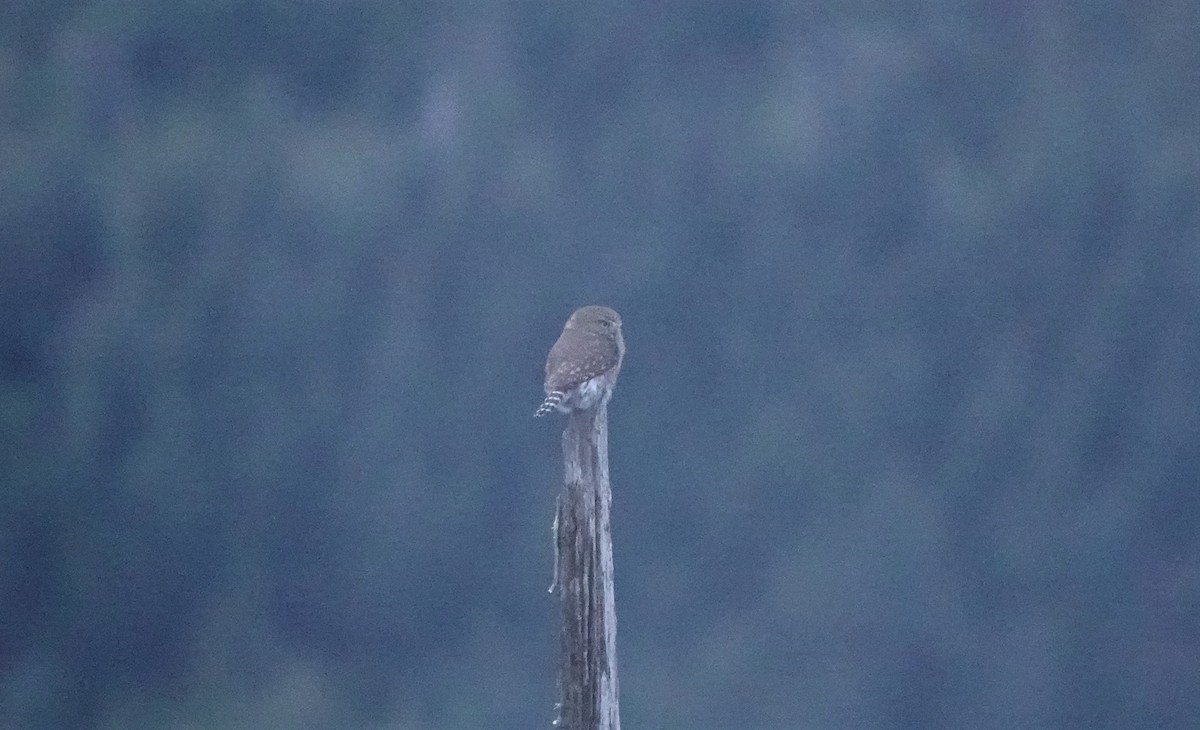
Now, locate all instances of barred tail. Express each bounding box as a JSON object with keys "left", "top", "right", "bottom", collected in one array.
[{"left": 535, "top": 391, "right": 564, "bottom": 417}]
